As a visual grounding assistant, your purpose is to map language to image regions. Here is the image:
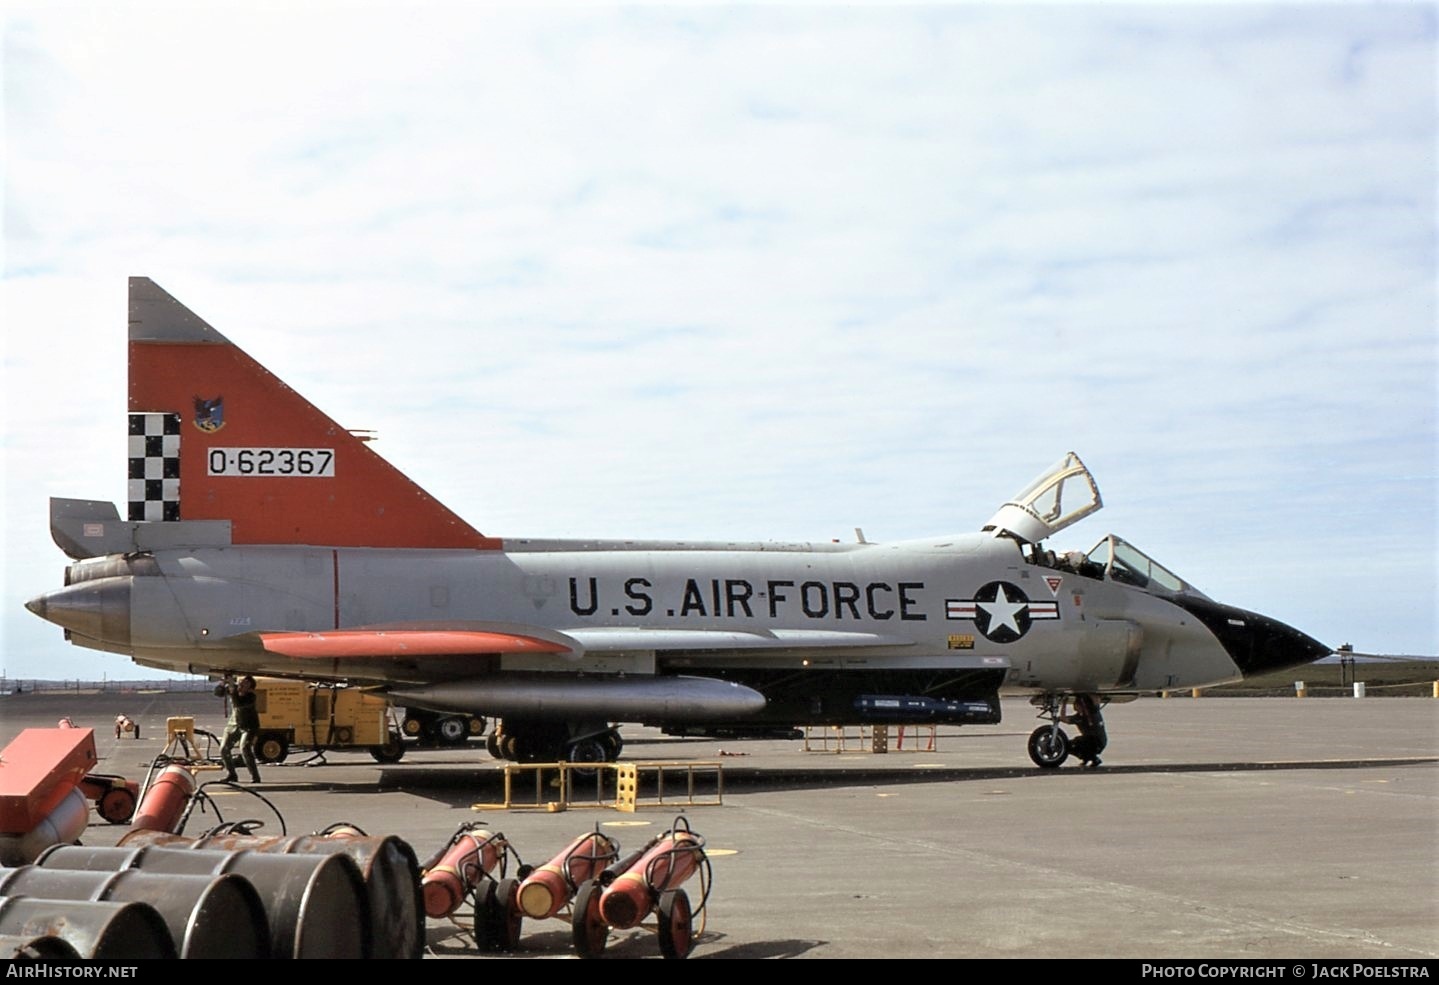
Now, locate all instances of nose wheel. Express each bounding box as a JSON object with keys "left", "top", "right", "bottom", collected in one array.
[
  {"left": 1027, "top": 693, "right": 1071, "bottom": 769},
  {"left": 1028, "top": 724, "right": 1070, "bottom": 768}
]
